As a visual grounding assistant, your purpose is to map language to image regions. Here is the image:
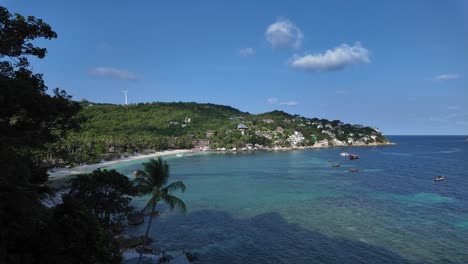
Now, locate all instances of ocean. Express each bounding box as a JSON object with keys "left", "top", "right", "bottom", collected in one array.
[{"left": 110, "top": 136, "right": 468, "bottom": 263}]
